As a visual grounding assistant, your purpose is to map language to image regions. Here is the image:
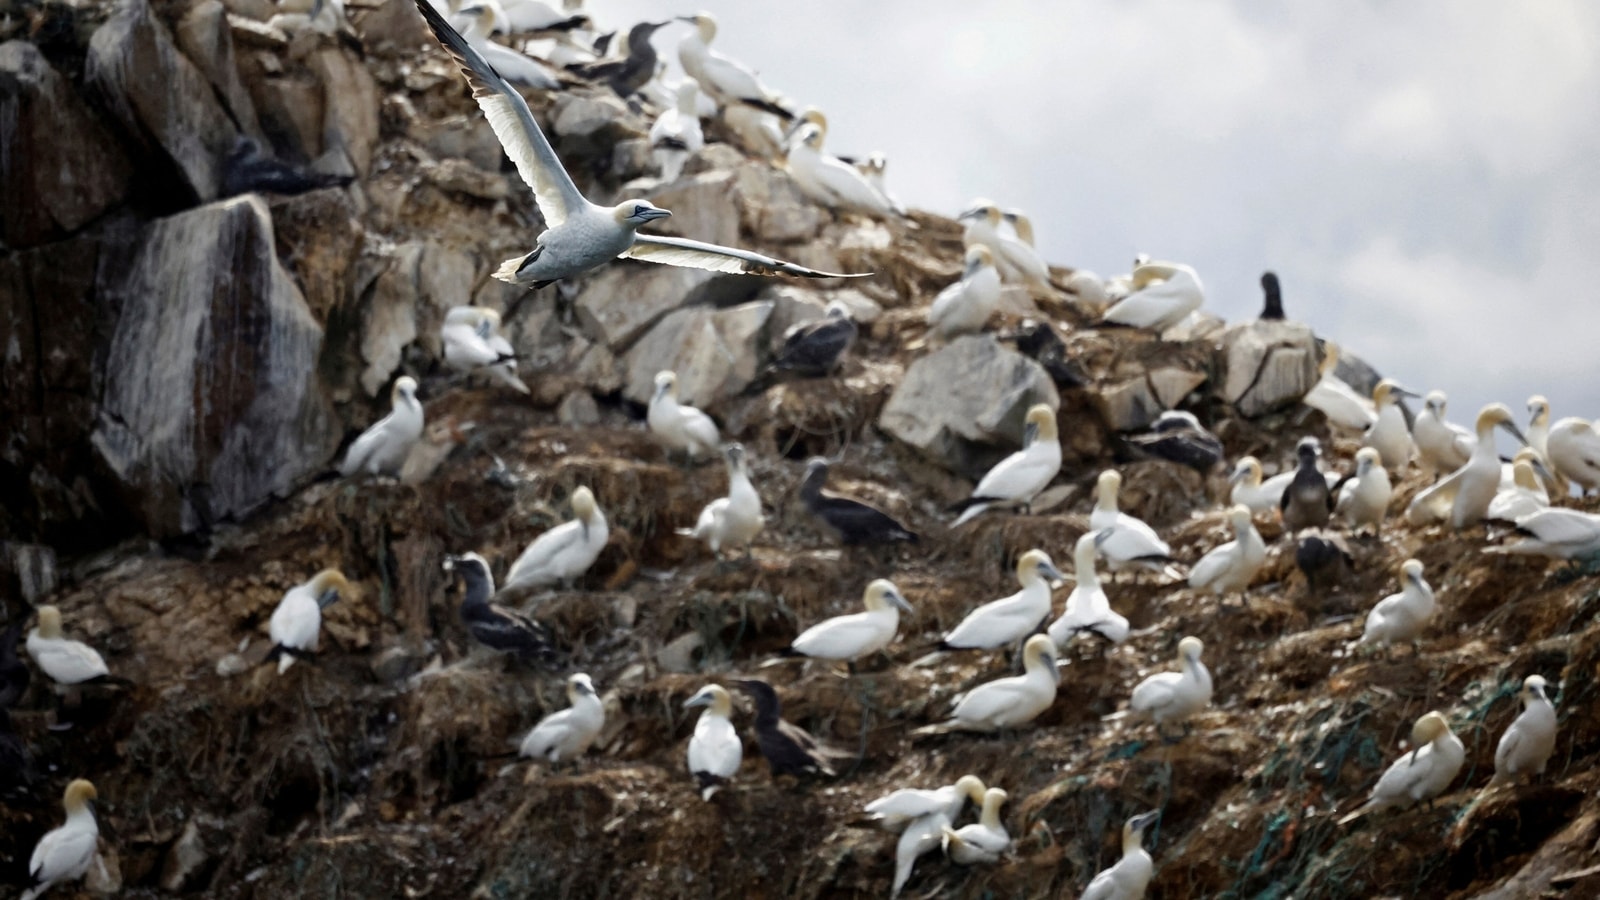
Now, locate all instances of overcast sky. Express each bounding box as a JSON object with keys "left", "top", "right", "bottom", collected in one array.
[{"left": 594, "top": 0, "right": 1600, "bottom": 442}]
